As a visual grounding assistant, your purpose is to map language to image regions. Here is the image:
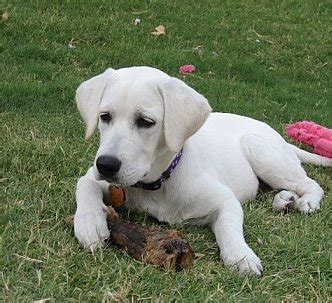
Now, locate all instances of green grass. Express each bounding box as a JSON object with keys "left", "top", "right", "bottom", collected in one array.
[{"left": 1, "top": 0, "right": 331, "bottom": 301}]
